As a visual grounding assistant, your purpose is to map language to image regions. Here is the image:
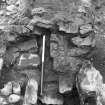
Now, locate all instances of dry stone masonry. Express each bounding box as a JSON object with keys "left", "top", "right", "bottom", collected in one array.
[{"left": 0, "top": 0, "right": 105, "bottom": 105}]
